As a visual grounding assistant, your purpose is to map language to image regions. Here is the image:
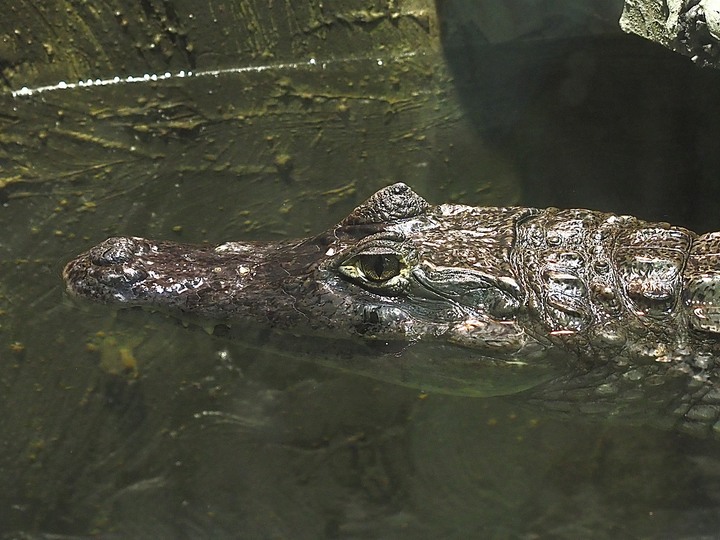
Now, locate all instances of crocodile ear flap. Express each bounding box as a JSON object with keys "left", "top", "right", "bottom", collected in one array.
[{"left": 339, "top": 183, "right": 430, "bottom": 226}]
